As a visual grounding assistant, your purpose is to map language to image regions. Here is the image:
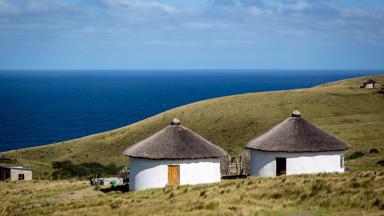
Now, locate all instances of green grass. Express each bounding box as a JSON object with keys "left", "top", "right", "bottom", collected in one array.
[
  {"left": 1, "top": 171, "right": 384, "bottom": 215},
  {"left": 1, "top": 75, "right": 384, "bottom": 178}
]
